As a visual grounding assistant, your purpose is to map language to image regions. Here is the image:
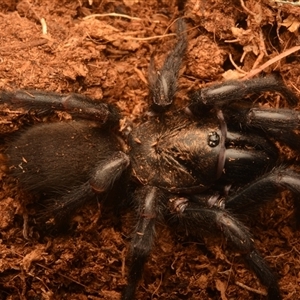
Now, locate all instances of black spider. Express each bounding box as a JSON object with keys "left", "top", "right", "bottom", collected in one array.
[{"left": 1, "top": 17, "right": 300, "bottom": 300}]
